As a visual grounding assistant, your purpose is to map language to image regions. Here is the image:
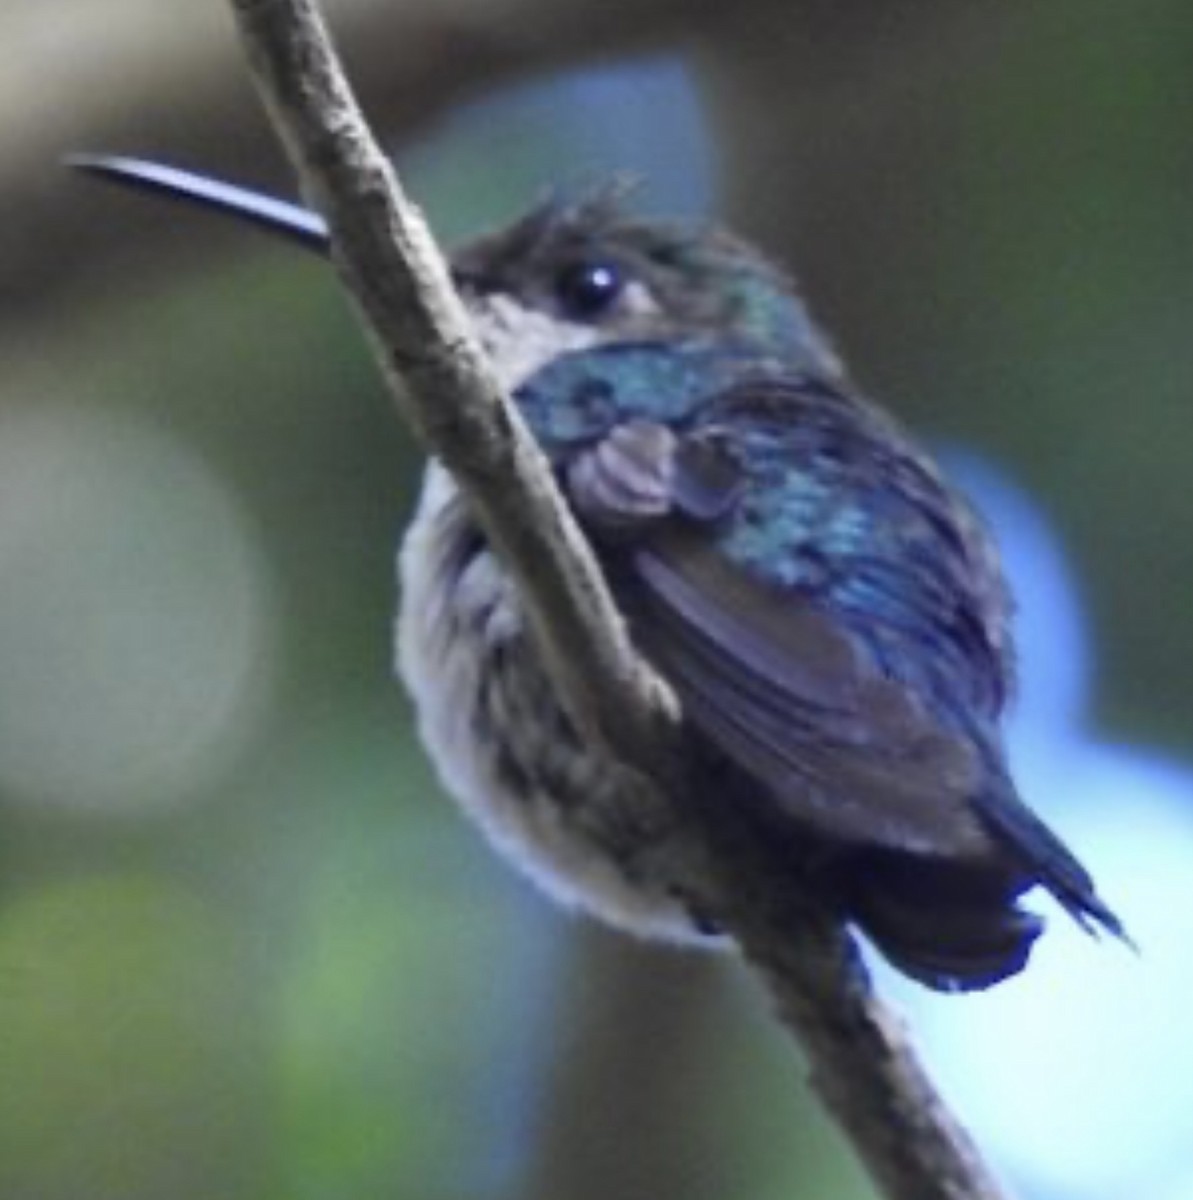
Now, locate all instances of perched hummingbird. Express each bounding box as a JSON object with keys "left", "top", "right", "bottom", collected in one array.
[{"left": 72, "top": 156, "right": 1127, "bottom": 990}]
